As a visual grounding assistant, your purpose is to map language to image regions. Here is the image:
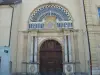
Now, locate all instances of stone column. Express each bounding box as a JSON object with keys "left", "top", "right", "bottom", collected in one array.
[
  {"left": 64, "top": 35, "right": 68, "bottom": 73},
  {"left": 27, "top": 35, "right": 33, "bottom": 73},
  {"left": 33, "top": 36, "right": 38, "bottom": 73},
  {"left": 64, "top": 32, "right": 74, "bottom": 74},
  {"left": 34, "top": 36, "right": 38, "bottom": 62},
  {"left": 64, "top": 35, "right": 68, "bottom": 62},
  {"left": 22, "top": 33, "right": 28, "bottom": 73},
  {"left": 68, "top": 35, "right": 72, "bottom": 62},
  {"left": 30, "top": 36, "right": 33, "bottom": 62}
]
